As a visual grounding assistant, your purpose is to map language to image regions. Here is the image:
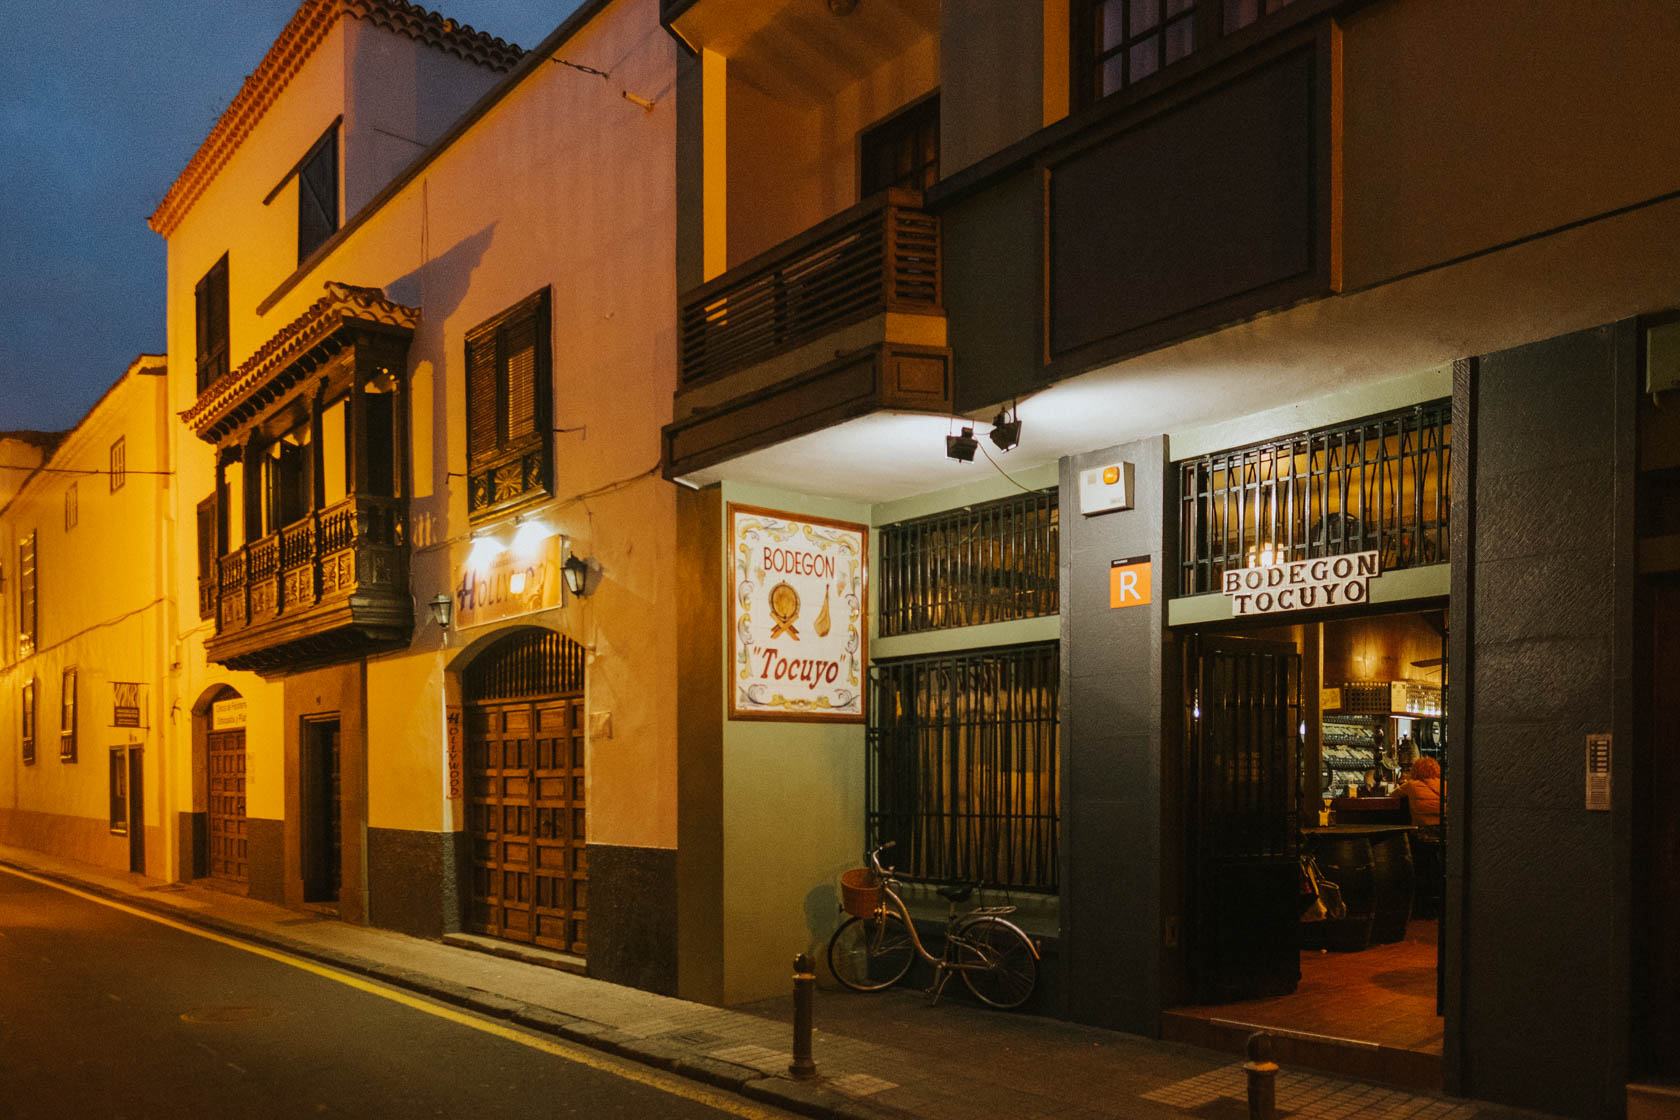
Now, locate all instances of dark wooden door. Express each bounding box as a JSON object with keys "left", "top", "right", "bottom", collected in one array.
[
  {"left": 467, "top": 696, "right": 586, "bottom": 955},
  {"left": 207, "top": 729, "right": 248, "bottom": 884},
  {"left": 302, "top": 719, "right": 341, "bottom": 904},
  {"left": 1187, "top": 634, "right": 1302, "bottom": 1003},
  {"left": 1643, "top": 580, "right": 1680, "bottom": 1074}
]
